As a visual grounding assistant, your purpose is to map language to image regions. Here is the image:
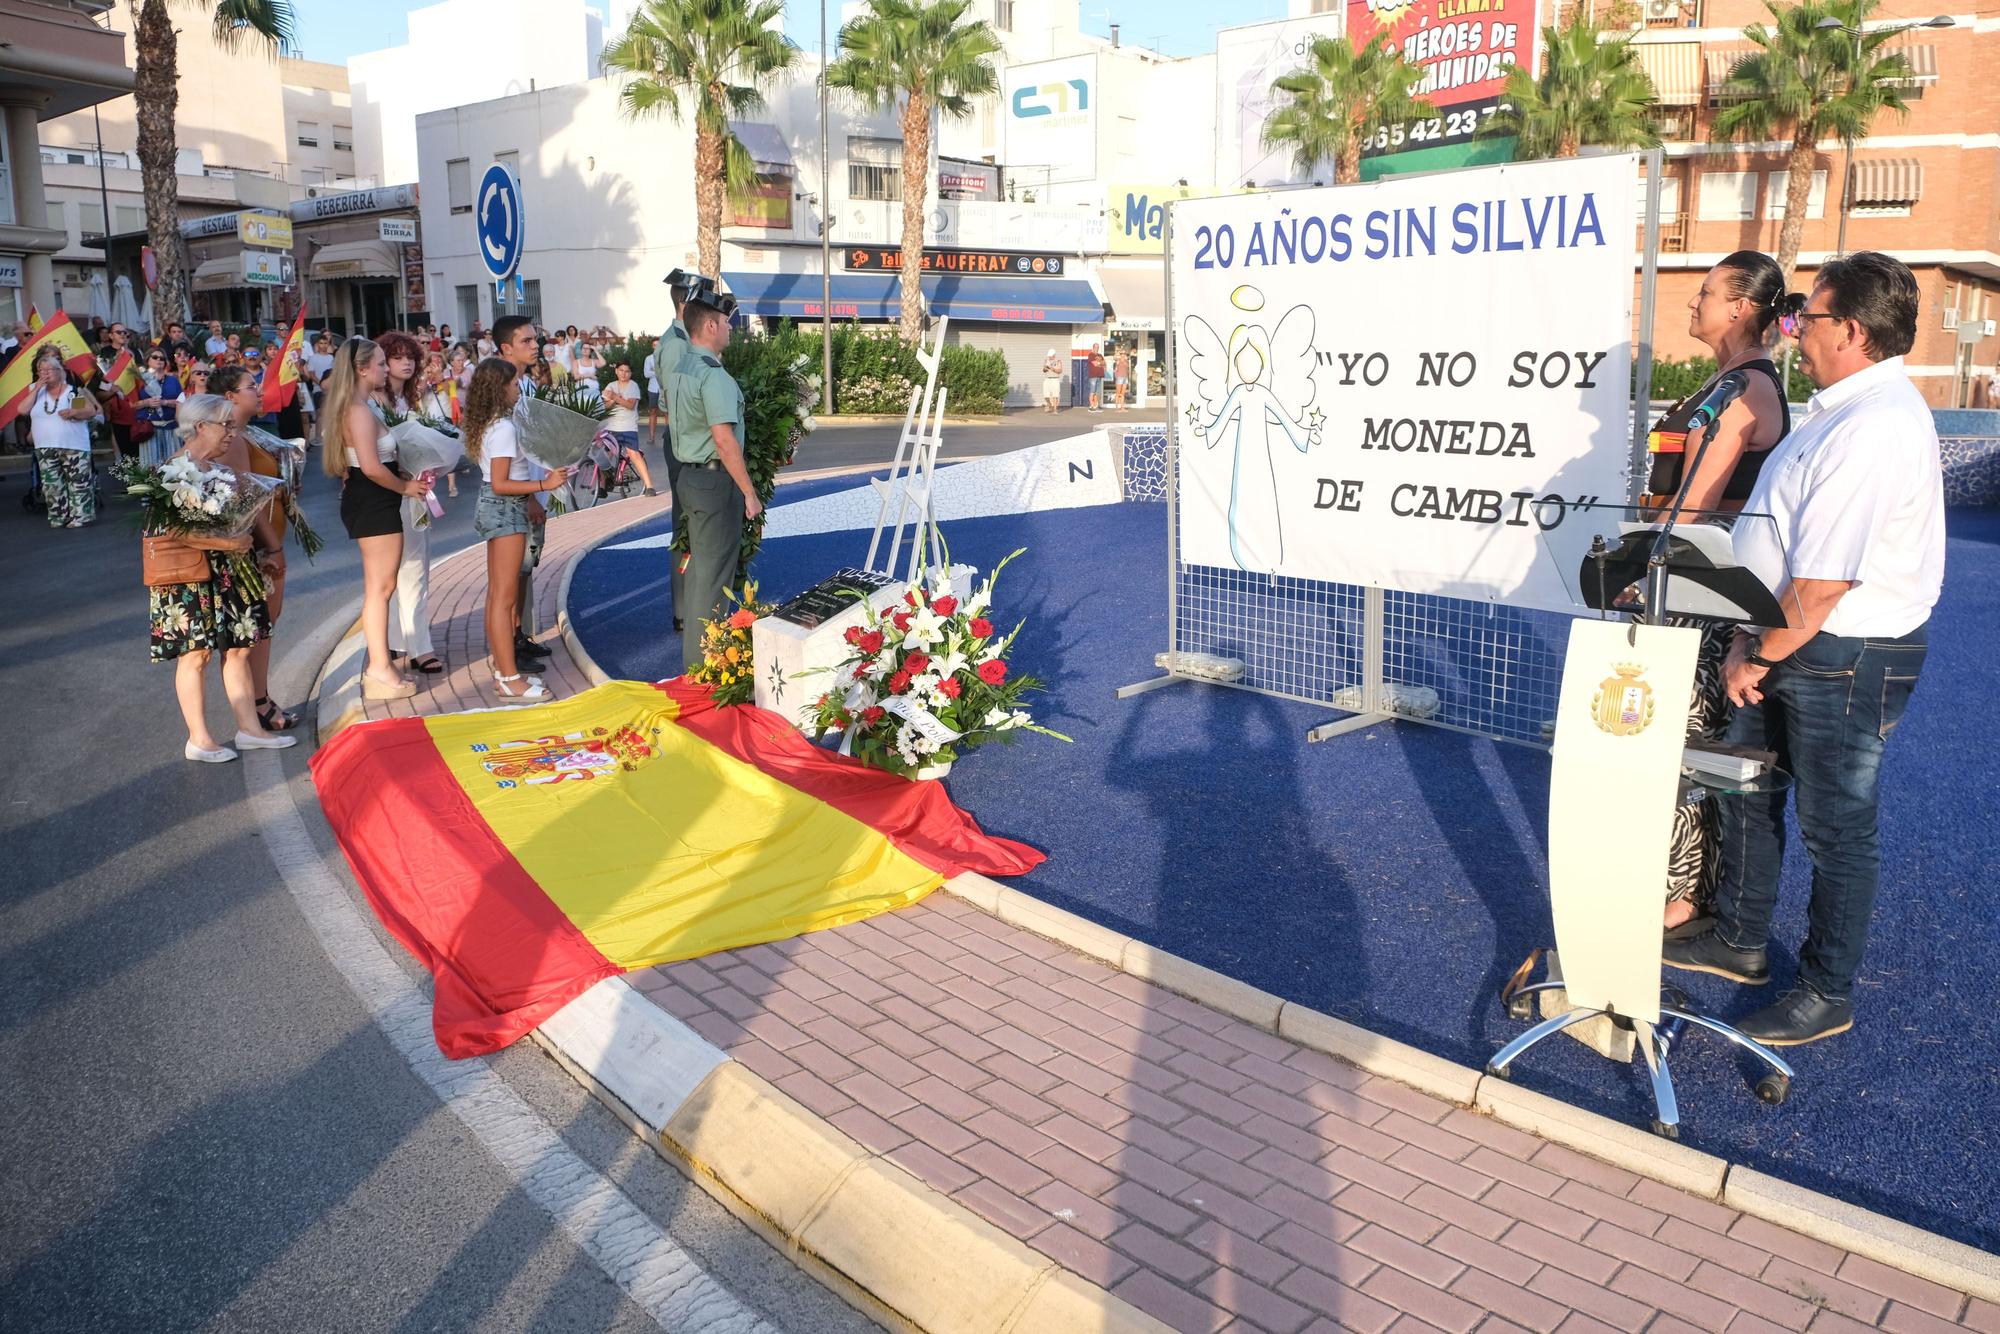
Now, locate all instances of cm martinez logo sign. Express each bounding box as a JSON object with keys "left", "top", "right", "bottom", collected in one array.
[{"left": 1011, "top": 77, "right": 1089, "bottom": 119}]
